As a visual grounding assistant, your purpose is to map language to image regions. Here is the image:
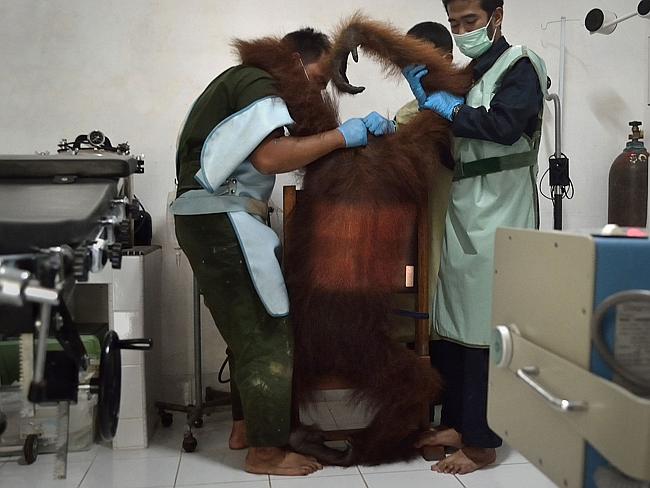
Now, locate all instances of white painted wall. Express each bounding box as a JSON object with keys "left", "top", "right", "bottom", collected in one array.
[{"left": 1, "top": 0, "right": 647, "bottom": 402}]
